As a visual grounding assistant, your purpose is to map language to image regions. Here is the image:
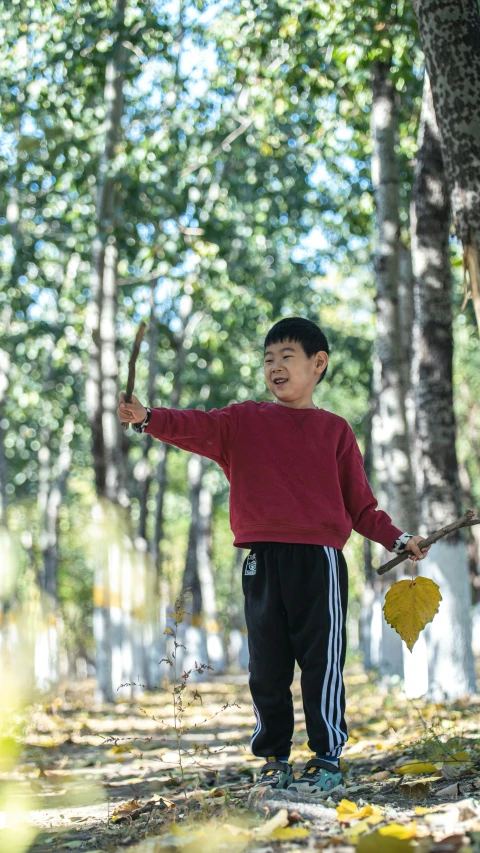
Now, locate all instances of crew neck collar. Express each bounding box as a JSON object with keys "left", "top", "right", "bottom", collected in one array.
[{"left": 269, "top": 401, "right": 320, "bottom": 411}]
